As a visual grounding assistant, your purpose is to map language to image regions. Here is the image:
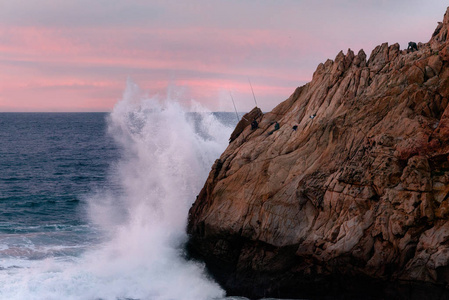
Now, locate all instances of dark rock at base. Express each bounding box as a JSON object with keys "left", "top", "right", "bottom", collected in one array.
[{"left": 187, "top": 238, "right": 449, "bottom": 299}]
